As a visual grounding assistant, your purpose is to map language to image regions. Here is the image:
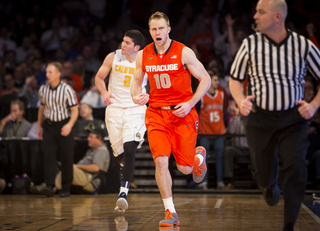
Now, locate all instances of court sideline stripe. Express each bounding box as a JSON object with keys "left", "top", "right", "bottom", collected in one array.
[
  {"left": 215, "top": 199, "right": 223, "bottom": 208},
  {"left": 36, "top": 219, "right": 66, "bottom": 231},
  {"left": 301, "top": 203, "right": 320, "bottom": 224}
]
